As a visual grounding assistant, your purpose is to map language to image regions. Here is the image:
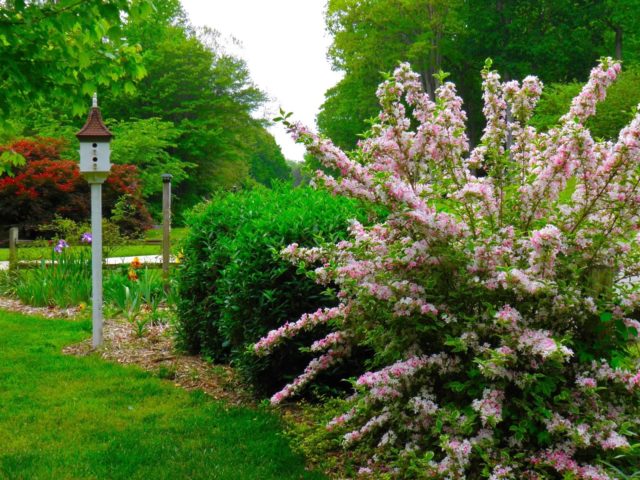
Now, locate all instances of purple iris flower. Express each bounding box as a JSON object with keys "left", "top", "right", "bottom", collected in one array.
[
  {"left": 81, "top": 232, "right": 92, "bottom": 244},
  {"left": 54, "top": 239, "right": 69, "bottom": 253}
]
